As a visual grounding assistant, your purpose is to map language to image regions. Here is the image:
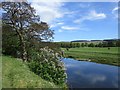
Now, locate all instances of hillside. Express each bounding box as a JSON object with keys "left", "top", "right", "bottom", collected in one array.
[{"left": 2, "top": 55, "right": 65, "bottom": 88}]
